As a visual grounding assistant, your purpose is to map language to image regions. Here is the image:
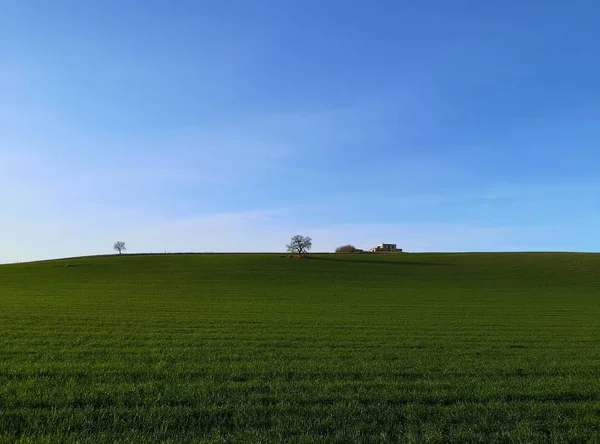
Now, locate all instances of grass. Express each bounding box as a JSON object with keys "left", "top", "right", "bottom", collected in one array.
[{"left": 0, "top": 252, "right": 599, "bottom": 443}]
